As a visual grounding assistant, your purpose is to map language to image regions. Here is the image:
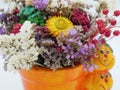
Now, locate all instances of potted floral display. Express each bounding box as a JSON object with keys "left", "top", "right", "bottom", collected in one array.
[{"left": 0, "top": 0, "right": 120, "bottom": 90}]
